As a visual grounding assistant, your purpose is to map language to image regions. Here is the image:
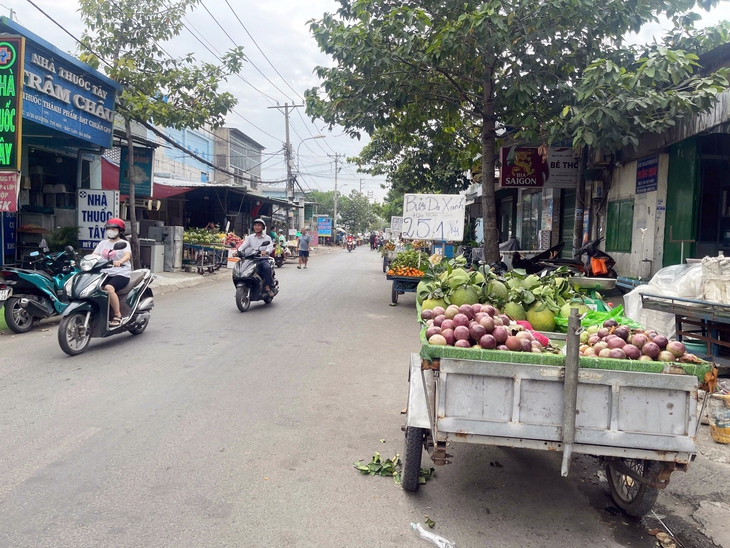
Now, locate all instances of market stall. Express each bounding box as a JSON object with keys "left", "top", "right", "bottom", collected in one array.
[
  {"left": 397, "top": 252, "right": 718, "bottom": 516},
  {"left": 182, "top": 228, "right": 242, "bottom": 274}
]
